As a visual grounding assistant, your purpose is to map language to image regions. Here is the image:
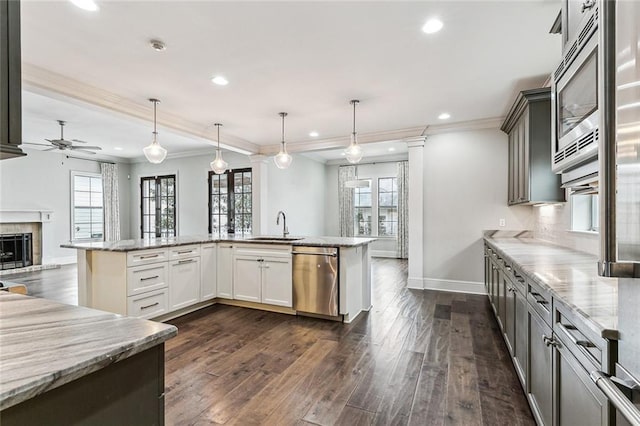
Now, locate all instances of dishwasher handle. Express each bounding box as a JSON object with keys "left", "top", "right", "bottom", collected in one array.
[{"left": 292, "top": 251, "right": 337, "bottom": 257}]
